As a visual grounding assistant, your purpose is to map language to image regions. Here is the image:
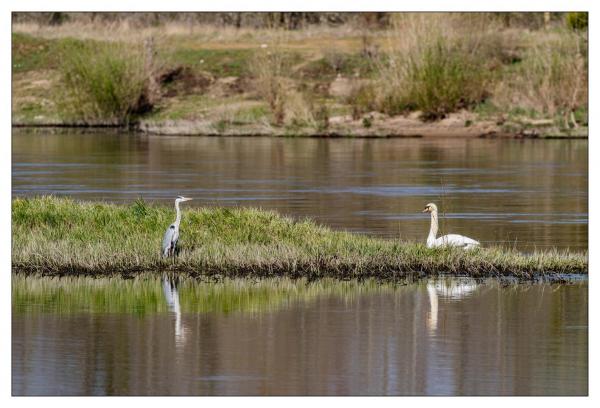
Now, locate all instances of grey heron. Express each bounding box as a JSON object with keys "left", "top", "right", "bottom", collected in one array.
[{"left": 162, "top": 196, "right": 193, "bottom": 257}]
